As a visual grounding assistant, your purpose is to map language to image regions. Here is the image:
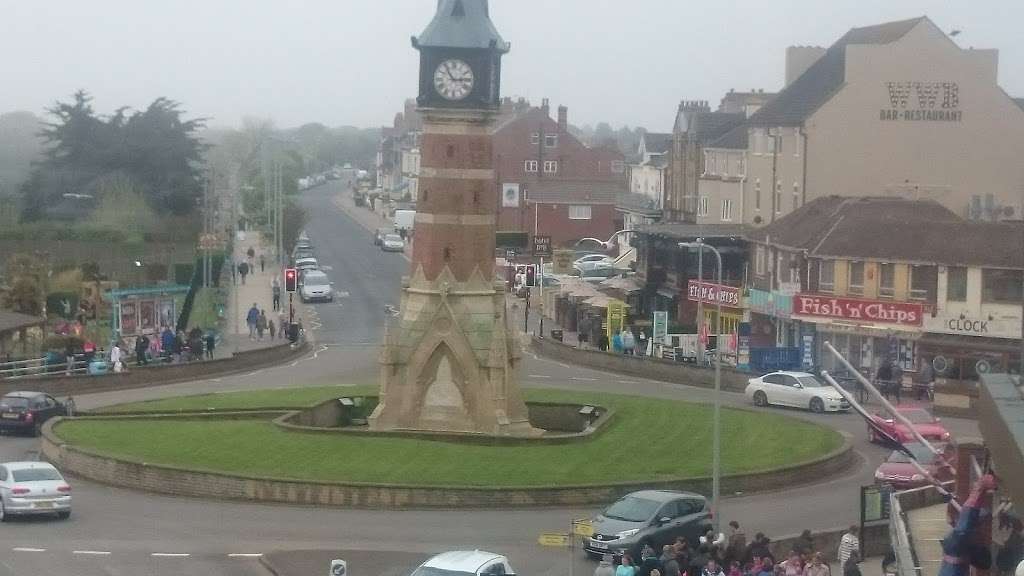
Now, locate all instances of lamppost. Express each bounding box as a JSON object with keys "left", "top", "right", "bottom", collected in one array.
[{"left": 679, "top": 240, "right": 723, "bottom": 531}]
